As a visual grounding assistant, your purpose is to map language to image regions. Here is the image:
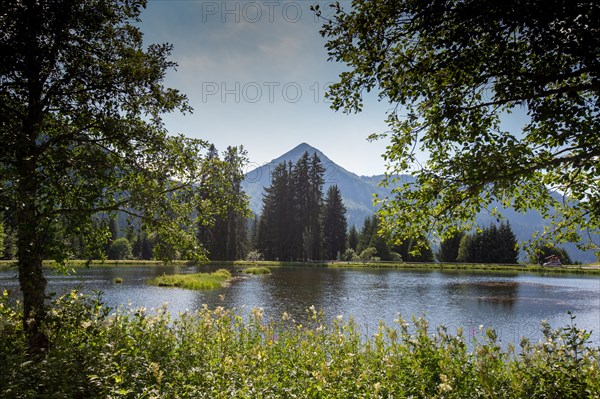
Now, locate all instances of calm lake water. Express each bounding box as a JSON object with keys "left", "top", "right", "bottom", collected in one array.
[{"left": 1, "top": 265, "right": 599, "bottom": 346}]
